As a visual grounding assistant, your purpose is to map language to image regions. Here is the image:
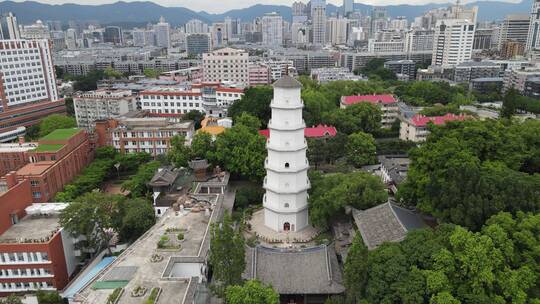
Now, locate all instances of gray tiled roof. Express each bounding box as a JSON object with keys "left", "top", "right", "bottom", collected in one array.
[
  {"left": 244, "top": 245, "right": 345, "bottom": 295},
  {"left": 273, "top": 75, "right": 302, "bottom": 89},
  {"left": 148, "top": 168, "right": 179, "bottom": 187},
  {"left": 352, "top": 202, "right": 426, "bottom": 250}
]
